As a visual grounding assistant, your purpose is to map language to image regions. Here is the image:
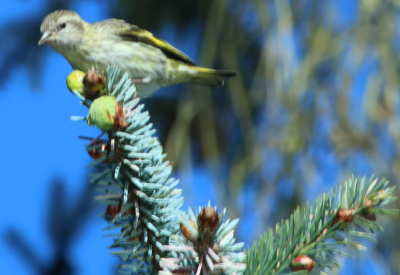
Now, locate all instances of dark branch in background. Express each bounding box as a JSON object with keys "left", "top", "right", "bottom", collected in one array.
[
  {"left": 5, "top": 230, "right": 44, "bottom": 274},
  {"left": 4, "top": 178, "right": 96, "bottom": 275}
]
